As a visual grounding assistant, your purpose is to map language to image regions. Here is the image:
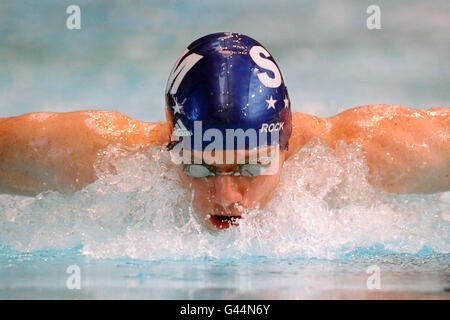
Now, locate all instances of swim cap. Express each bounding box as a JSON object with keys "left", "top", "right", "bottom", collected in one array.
[{"left": 165, "top": 32, "right": 292, "bottom": 151}]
